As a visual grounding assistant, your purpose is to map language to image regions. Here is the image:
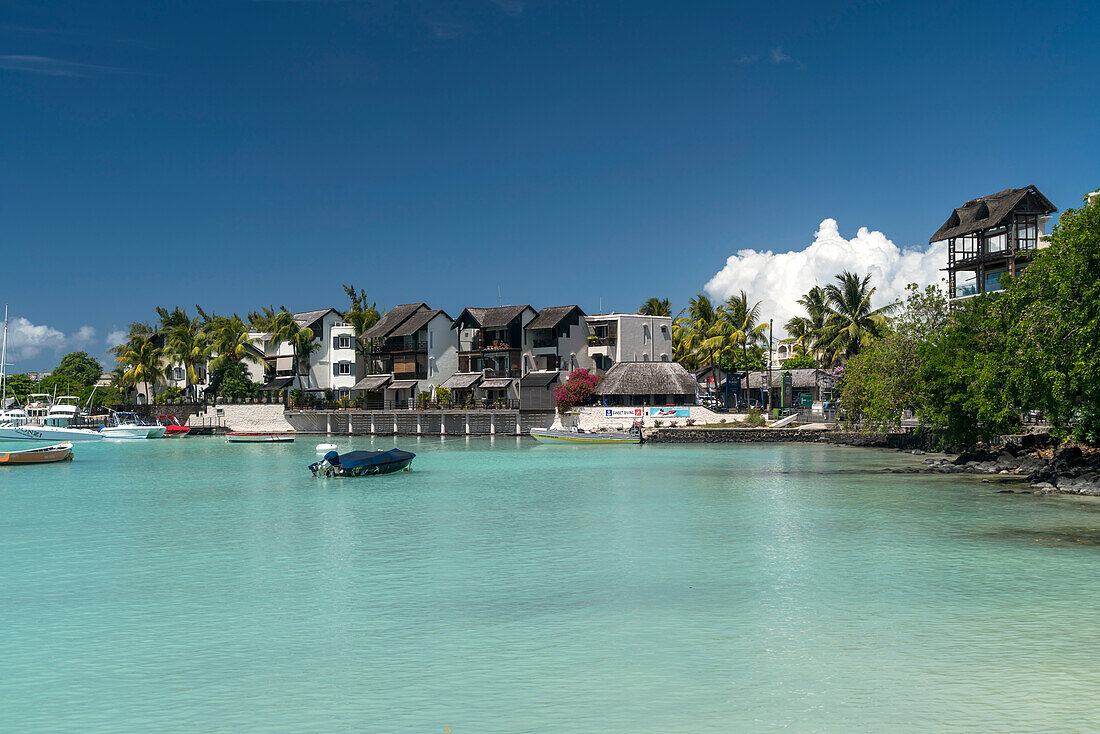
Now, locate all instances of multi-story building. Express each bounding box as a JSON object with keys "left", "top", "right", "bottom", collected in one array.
[
  {"left": 522, "top": 305, "right": 589, "bottom": 374},
  {"left": 257, "top": 308, "right": 357, "bottom": 396},
  {"left": 930, "top": 185, "right": 1057, "bottom": 302},
  {"left": 583, "top": 313, "right": 673, "bottom": 373},
  {"left": 443, "top": 305, "right": 538, "bottom": 406},
  {"left": 359, "top": 303, "right": 457, "bottom": 408}
]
